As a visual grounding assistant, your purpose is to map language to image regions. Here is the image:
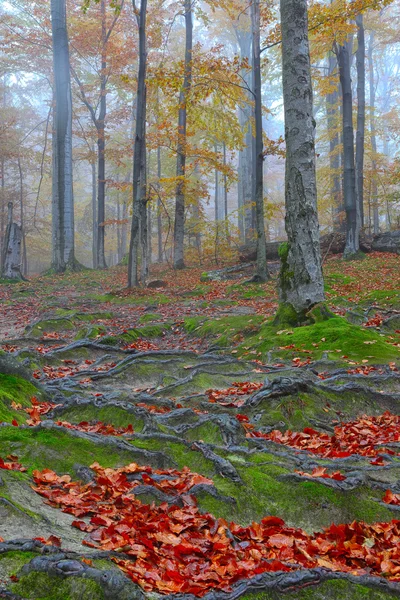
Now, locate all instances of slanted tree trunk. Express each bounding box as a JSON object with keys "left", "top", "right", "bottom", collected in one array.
[
  {"left": 128, "top": 0, "right": 147, "bottom": 287},
  {"left": 1, "top": 203, "right": 23, "bottom": 280},
  {"left": 326, "top": 53, "right": 343, "bottom": 231},
  {"left": 278, "top": 0, "right": 325, "bottom": 321},
  {"left": 355, "top": 13, "right": 365, "bottom": 228},
  {"left": 173, "top": 0, "right": 193, "bottom": 270},
  {"left": 50, "top": 0, "right": 75, "bottom": 272},
  {"left": 368, "top": 31, "right": 379, "bottom": 235},
  {"left": 251, "top": 0, "right": 269, "bottom": 282},
  {"left": 336, "top": 39, "right": 360, "bottom": 258}
]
